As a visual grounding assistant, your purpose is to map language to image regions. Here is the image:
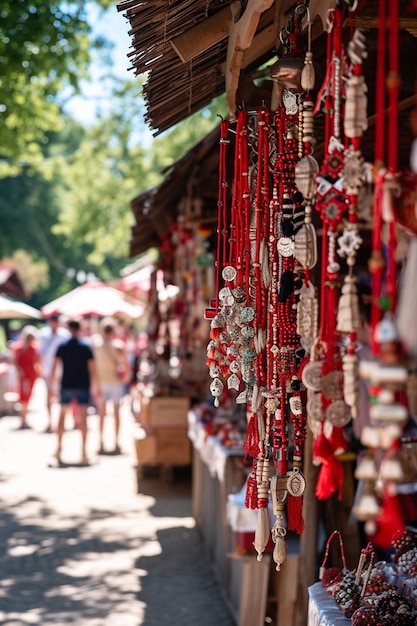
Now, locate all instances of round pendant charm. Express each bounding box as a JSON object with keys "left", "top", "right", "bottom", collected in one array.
[
  {"left": 264, "top": 395, "right": 279, "bottom": 412},
  {"left": 222, "top": 265, "right": 237, "bottom": 282},
  {"left": 287, "top": 469, "right": 306, "bottom": 497},
  {"left": 277, "top": 236, "right": 295, "bottom": 257},
  {"left": 321, "top": 370, "right": 343, "bottom": 400},
  {"left": 240, "top": 306, "right": 255, "bottom": 323},
  {"left": 307, "top": 392, "right": 324, "bottom": 421},
  {"left": 218, "top": 287, "right": 234, "bottom": 306},
  {"left": 302, "top": 361, "right": 323, "bottom": 392},
  {"left": 241, "top": 325, "right": 255, "bottom": 339},
  {"left": 325, "top": 399, "right": 351, "bottom": 426}
]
